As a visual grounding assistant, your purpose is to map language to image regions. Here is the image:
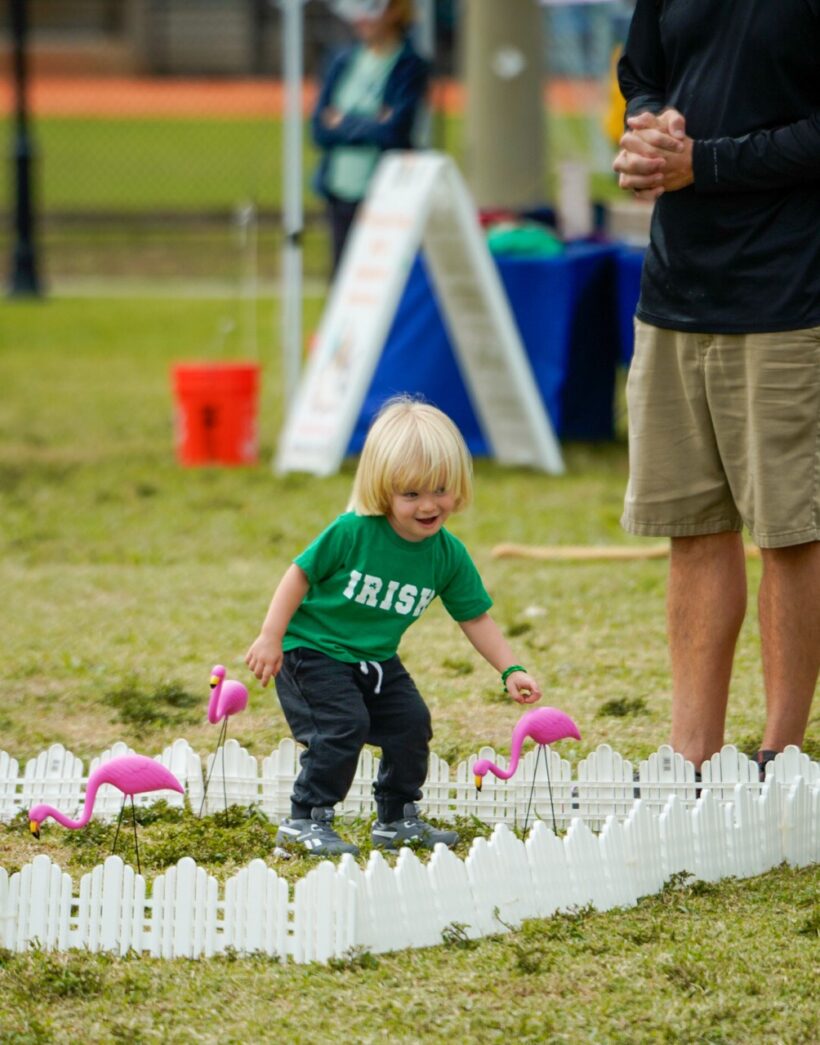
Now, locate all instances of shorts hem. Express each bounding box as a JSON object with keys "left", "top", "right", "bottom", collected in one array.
[
  {"left": 621, "top": 515, "right": 743, "bottom": 538},
  {"left": 751, "top": 529, "right": 820, "bottom": 550}
]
